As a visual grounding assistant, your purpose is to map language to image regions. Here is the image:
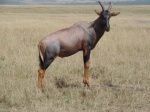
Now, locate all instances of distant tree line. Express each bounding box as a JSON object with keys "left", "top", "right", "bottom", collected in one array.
[{"left": 0, "top": 0, "right": 150, "bottom": 5}]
